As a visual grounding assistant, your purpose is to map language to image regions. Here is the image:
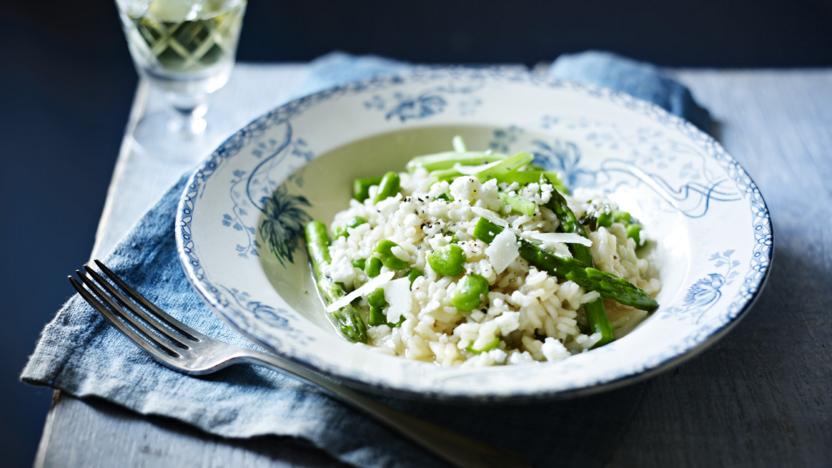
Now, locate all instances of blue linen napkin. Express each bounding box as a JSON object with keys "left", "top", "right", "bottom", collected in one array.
[
  {"left": 22, "top": 51, "right": 712, "bottom": 467},
  {"left": 549, "top": 51, "right": 711, "bottom": 132}
]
